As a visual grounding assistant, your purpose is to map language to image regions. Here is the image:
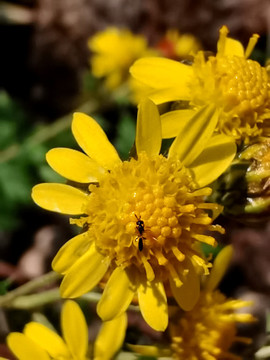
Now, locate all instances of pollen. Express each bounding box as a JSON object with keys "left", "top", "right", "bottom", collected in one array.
[
  {"left": 190, "top": 51, "right": 270, "bottom": 142},
  {"left": 74, "top": 152, "right": 222, "bottom": 282}
]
